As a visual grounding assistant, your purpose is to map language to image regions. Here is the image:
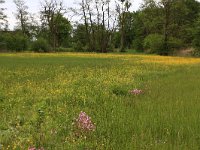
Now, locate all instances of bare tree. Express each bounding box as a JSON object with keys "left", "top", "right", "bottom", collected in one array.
[
  {"left": 0, "top": 0, "right": 7, "bottom": 30},
  {"left": 13, "top": 0, "right": 29, "bottom": 36},
  {"left": 40, "top": 0, "right": 66, "bottom": 51},
  {"left": 116, "top": 0, "right": 132, "bottom": 52},
  {"left": 72, "top": 0, "right": 117, "bottom": 52},
  {"left": 100, "top": 0, "right": 115, "bottom": 52}
]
